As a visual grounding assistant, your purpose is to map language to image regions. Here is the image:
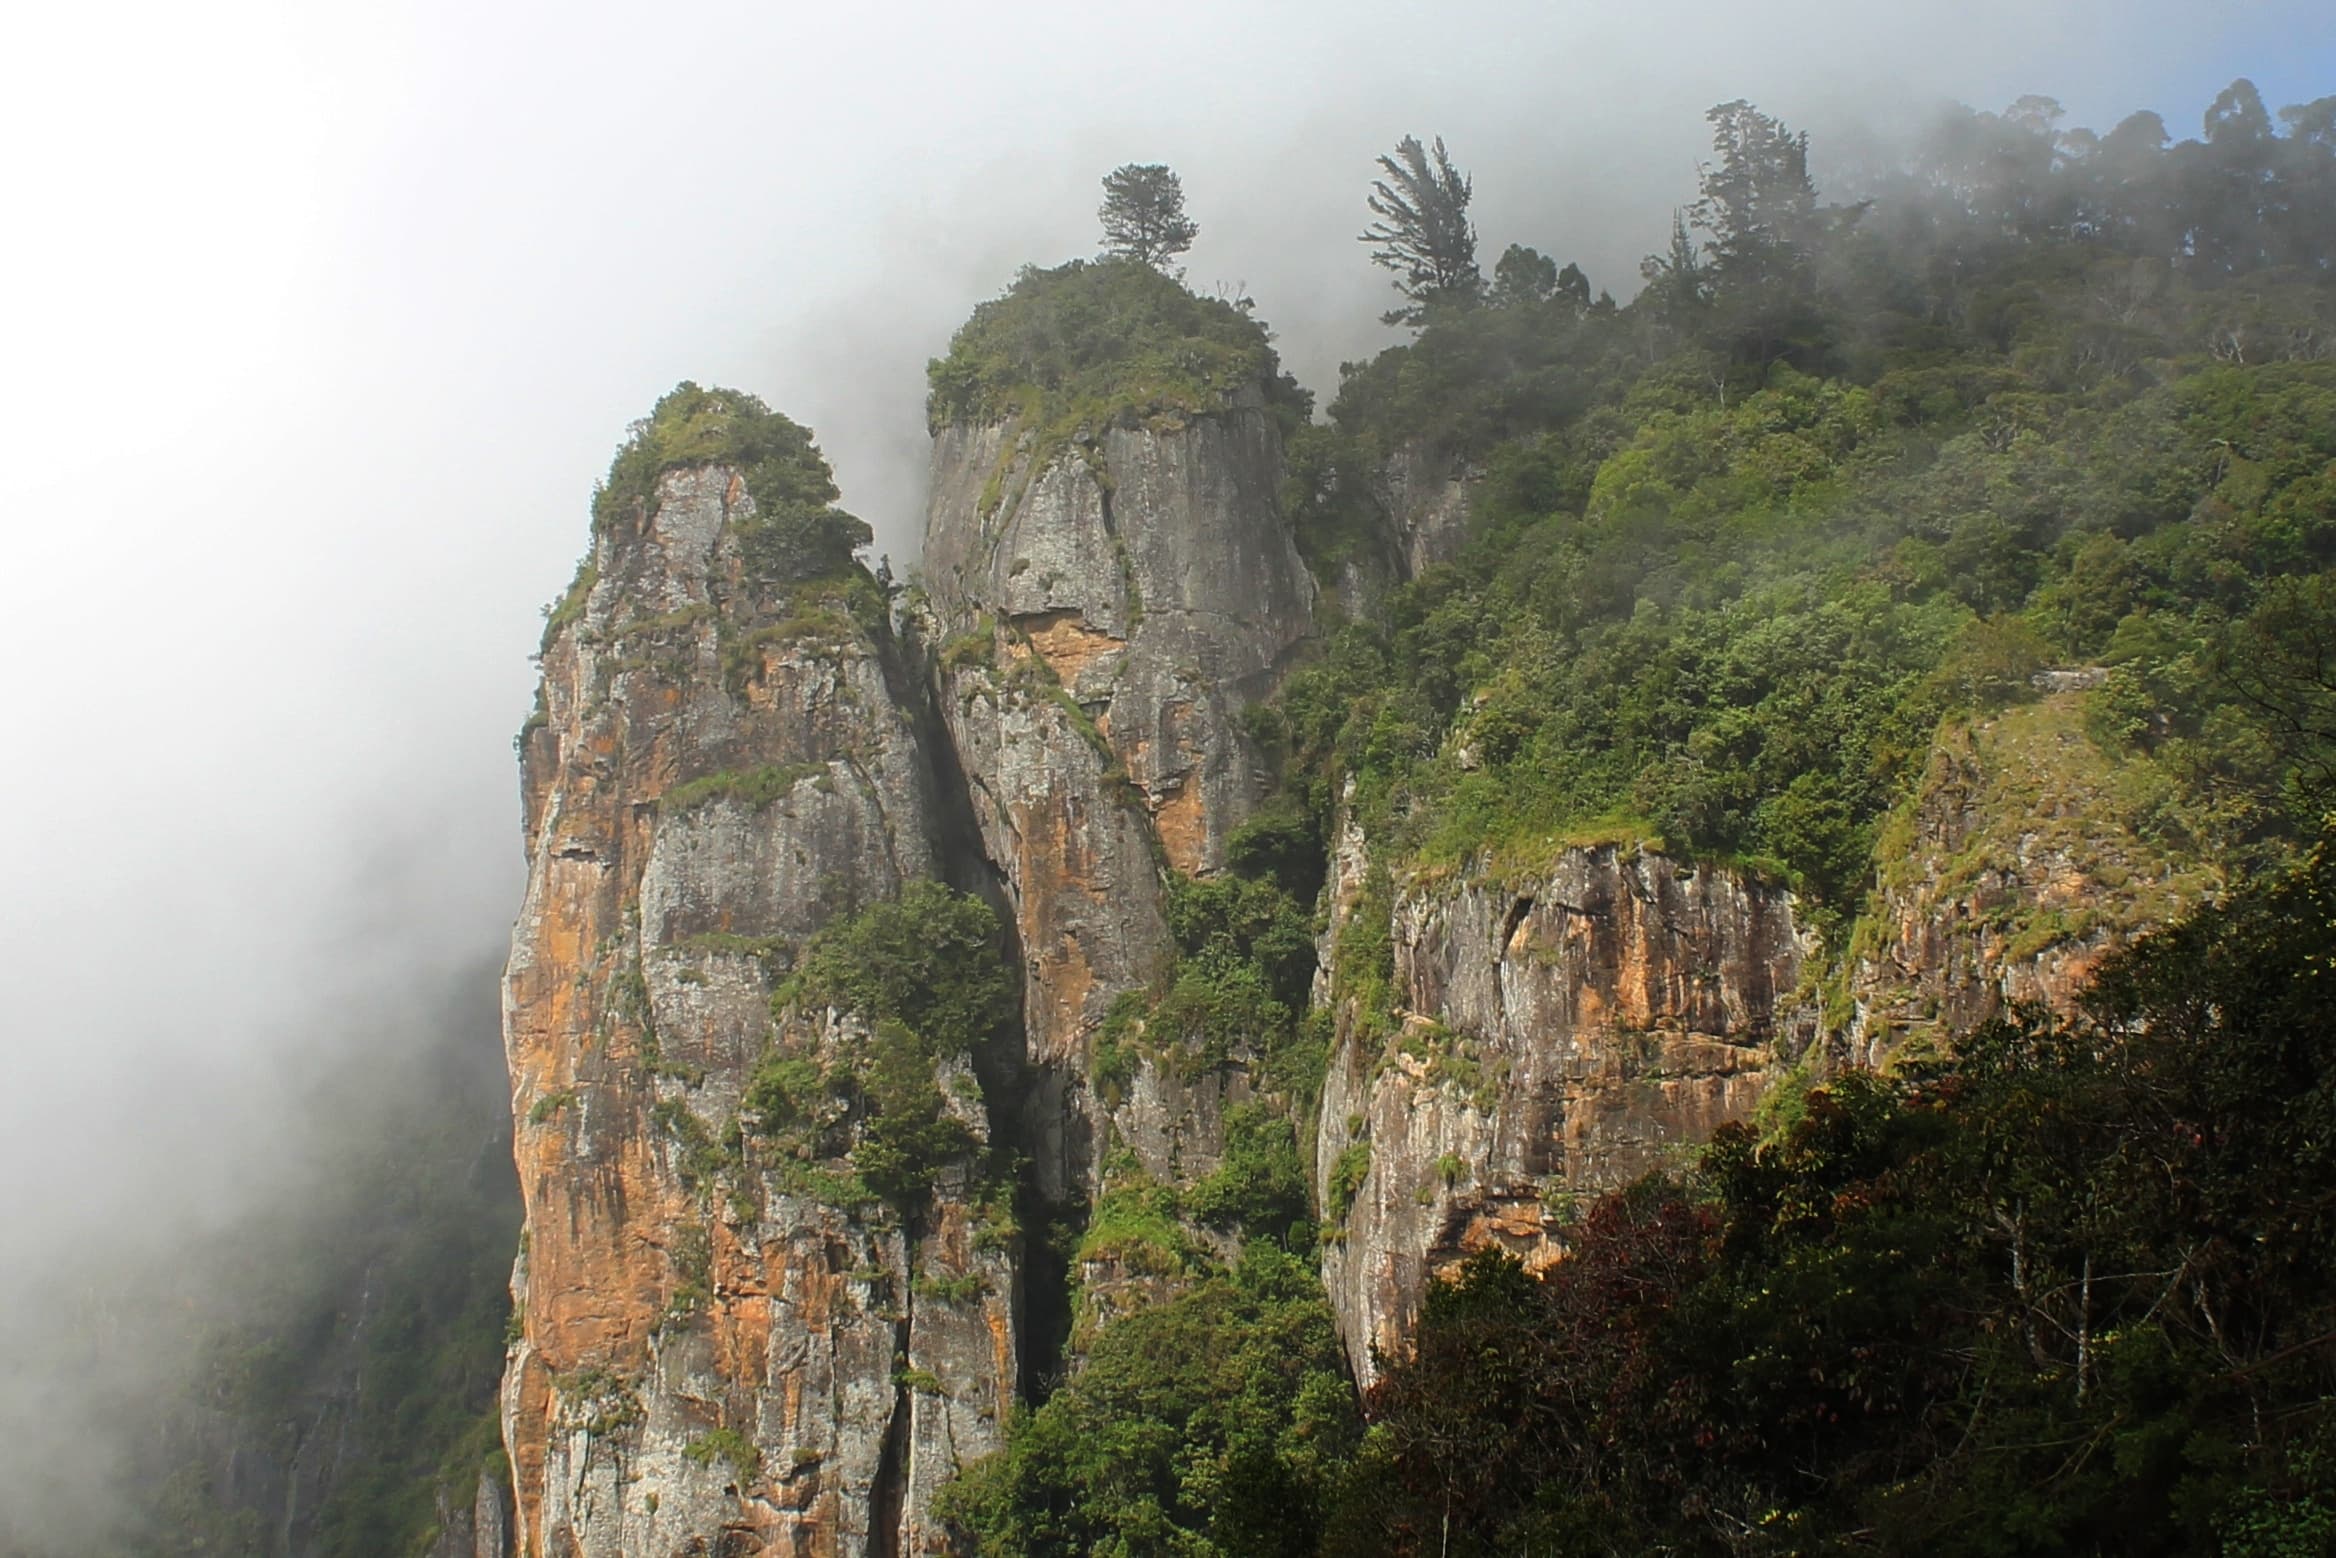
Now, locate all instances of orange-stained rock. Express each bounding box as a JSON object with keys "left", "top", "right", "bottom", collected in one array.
[
  {"left": 501, "top": 465, "right": 1013, "bottom": 1557},
  {"left": 919, "top": 396, "right": 1316, "bottom": 1203},
  {"left": 1008, "top": 609, "right": 1124, "bottom": 687},
  {"left": 1315, "top": 823, "right": 1814, "bottom": 1389},
  {"left": 1847, "top": 694, "right": 2222, "bottom": 1065}
]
